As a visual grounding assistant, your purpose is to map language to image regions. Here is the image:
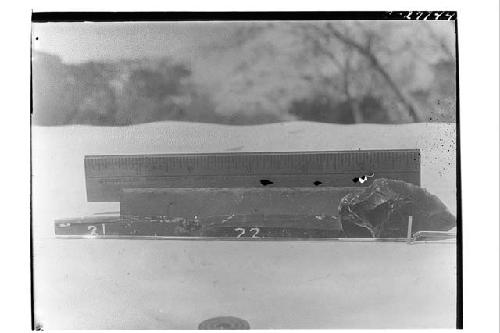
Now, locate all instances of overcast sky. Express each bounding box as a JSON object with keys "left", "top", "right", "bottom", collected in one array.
[
  {"left": 32, "top": 21, "right": 237, "bottom": 64},
  {"left": 32, "top": 20, "right": 454, "bottom": 65}
]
